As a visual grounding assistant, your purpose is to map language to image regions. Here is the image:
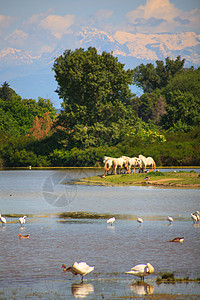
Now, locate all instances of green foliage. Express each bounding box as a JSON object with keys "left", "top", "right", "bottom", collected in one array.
[
  {"left": 160, "top": 68, "right": 200, "bottom": 130},
  {"left": 53, "top": 47, "right": 135, "bottom": 129},
  {"left": 133, "top": 56, "right": 185, "bottom": 93},
  {"left": 0, "top": 81, "right": 18, "bottom": 102},
  {"left": 0, "top": 83, "right": 56, "bottom": 136},
  {"left": 0, "top": 53, "right": 199, "bottom": 167}
]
